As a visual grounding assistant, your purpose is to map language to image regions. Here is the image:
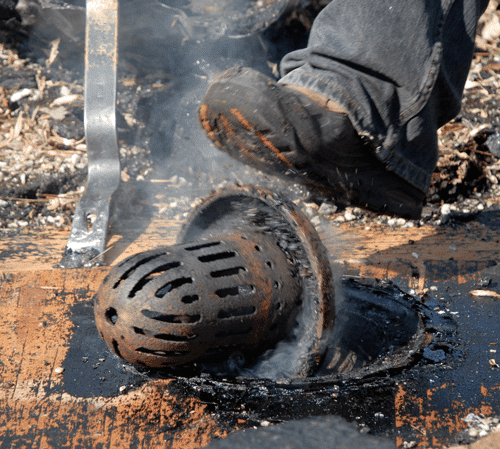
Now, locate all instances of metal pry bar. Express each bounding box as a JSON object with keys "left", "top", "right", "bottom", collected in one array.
[{"left": 60, "top": 0, "right": 121, "bottom": 268}]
